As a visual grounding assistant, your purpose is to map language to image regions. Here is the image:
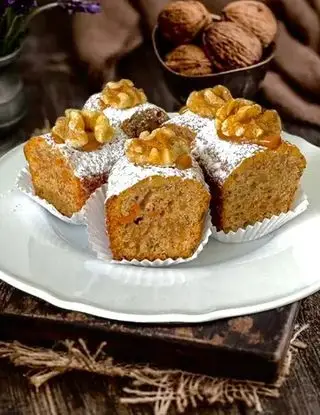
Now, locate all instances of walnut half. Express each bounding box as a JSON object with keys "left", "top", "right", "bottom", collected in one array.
[
  {"left": 100, "top": 79, "right": 147, "bottom": 109},
  {"left": 215, "top": 98, "right": 282, "bottom": 149},
  {"left": 52, "top": 109, "right": 115, "bottom": 151},
  {"left": 186, "top": 85, "right": 233, "bottom": 119},
  {"left": 126, "top": 126, "right": 193, "bottom": 170}
]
